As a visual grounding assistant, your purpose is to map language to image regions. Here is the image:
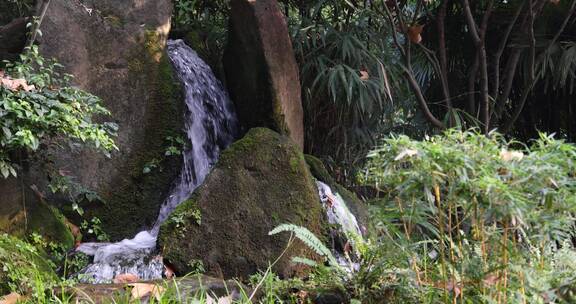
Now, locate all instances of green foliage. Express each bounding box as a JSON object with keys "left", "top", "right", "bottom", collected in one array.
[
  {"left": 290, "top": 2, "right": 412, "bottom": 181},
  {"left": 0, "top": 47, "right": 118, "bottom": 178},
  {"left": 143, "top": 135, "right": 186, "bottom": 174},
  {"left": 0, "top": 233, "right": 57, "bottom": 296},
  {"left": 80, "top": 217, "right": 109, "bottom": 242},
  {"left": 269, "top": 224, "right": 339, "bottom": 269},
  {"left": 359, "top": 129, "right": 576, "bottom": 303}
]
